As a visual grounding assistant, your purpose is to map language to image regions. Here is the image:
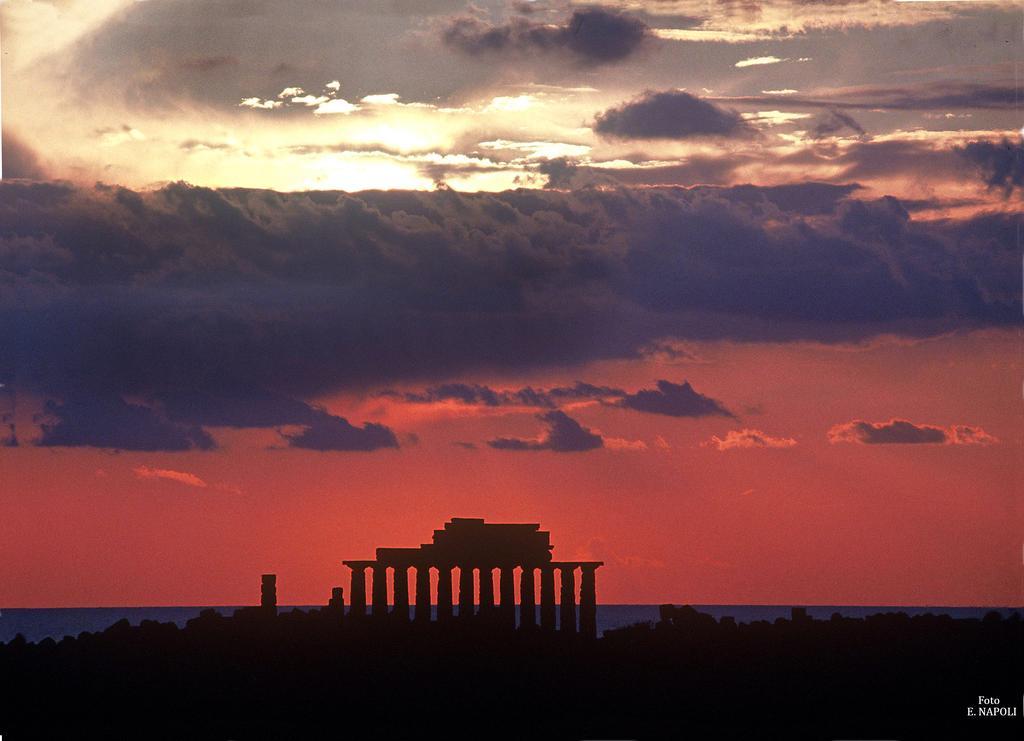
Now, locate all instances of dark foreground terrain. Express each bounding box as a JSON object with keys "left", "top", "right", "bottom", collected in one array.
[{"left": 1, "top": 605, "right": 1020, "bottom": 740}]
